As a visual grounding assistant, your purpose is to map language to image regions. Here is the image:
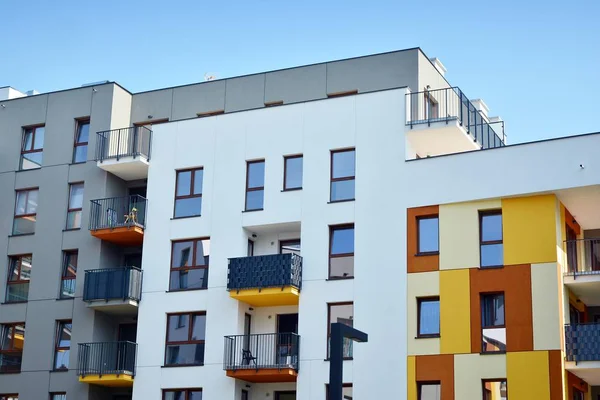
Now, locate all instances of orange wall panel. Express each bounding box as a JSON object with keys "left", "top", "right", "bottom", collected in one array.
[
  {"left": 415, "top": 354, "right": 454, "bottom": 400},
  {"left": 407, "top": 205, "right": 439, "bottom": 273},
  {"left": 548, "top": 350, "right": 563, "bottom": 400}
]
